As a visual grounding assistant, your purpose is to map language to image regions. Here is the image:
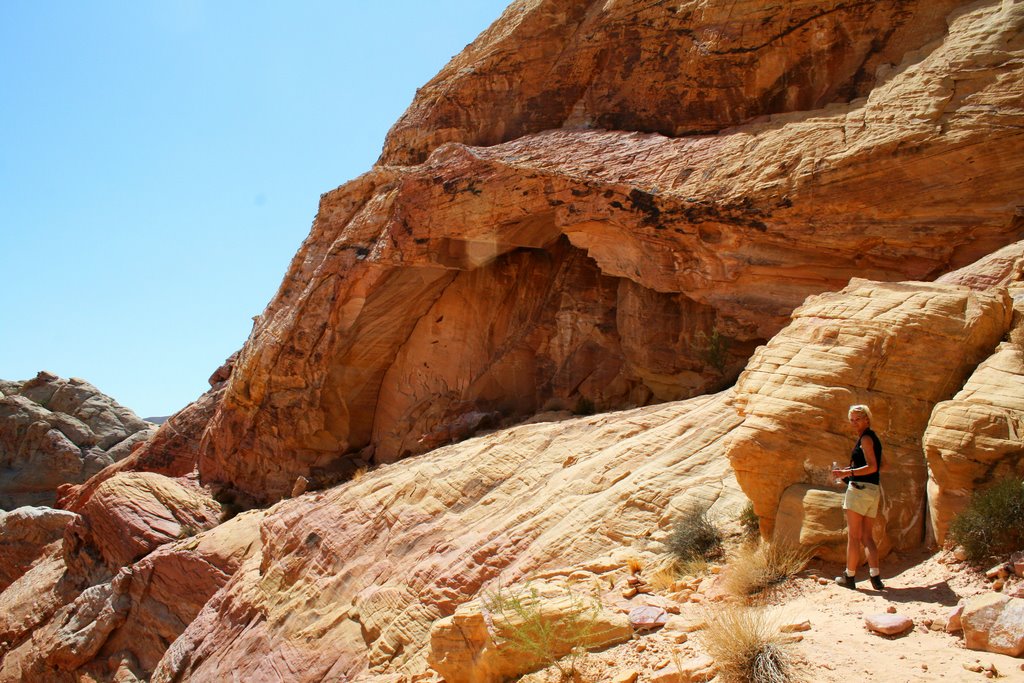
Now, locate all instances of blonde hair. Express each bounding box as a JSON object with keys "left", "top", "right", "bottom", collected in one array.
[{"left": 848, "top": 404, "right": 872, "bottom": 422}]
